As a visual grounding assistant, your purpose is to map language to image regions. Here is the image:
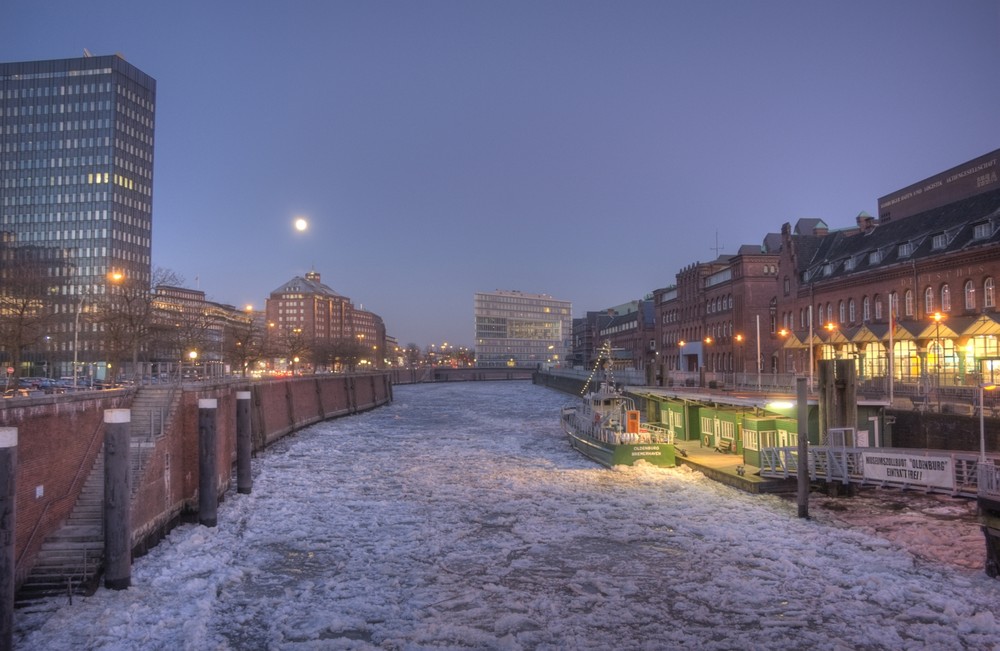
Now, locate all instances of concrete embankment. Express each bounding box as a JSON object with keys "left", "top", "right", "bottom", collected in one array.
[{"left": 2, "top": 373, "right": 392, "bottom": 596}]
